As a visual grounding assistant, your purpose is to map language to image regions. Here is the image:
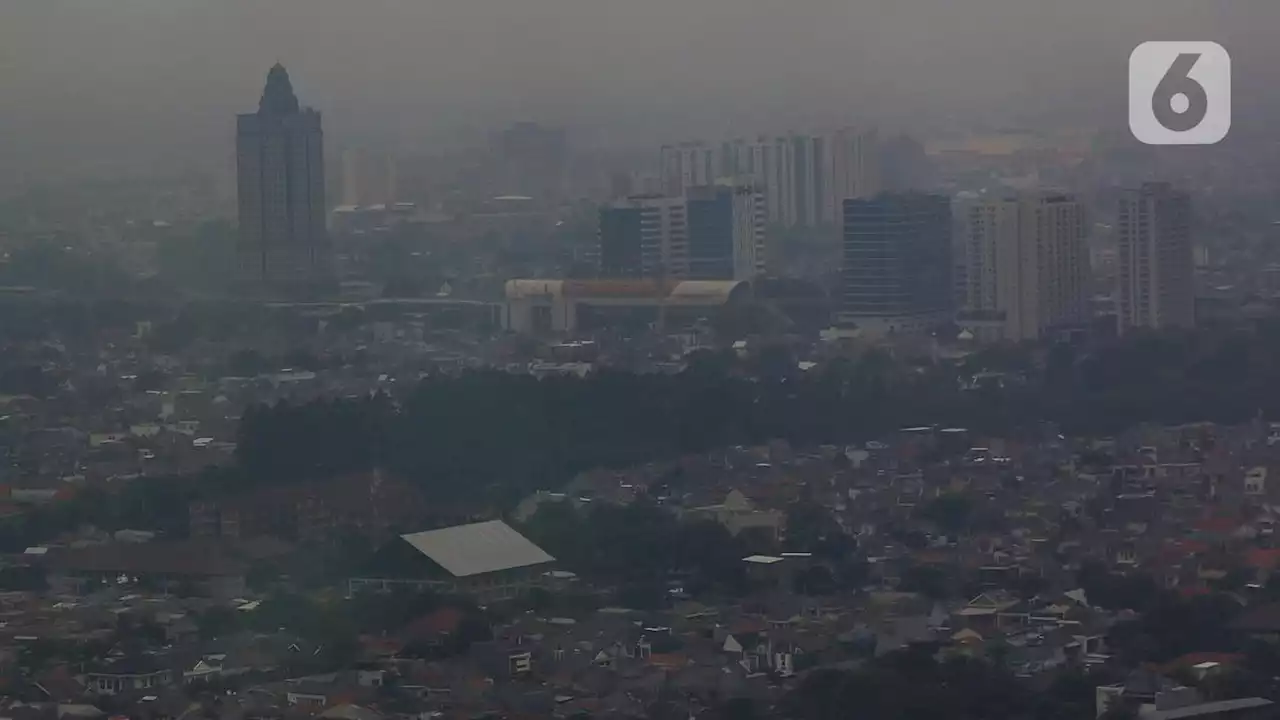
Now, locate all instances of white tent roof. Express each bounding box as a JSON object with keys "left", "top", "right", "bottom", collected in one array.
[{"left": 400, "top": 520, "right": 554, "bottom": 578}]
